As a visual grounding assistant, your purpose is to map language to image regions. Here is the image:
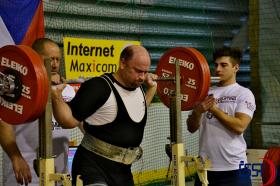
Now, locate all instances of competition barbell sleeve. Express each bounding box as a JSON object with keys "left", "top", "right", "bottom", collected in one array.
[
  {"left": 67, "top": 74, "right": 219, "bottom": 83},
  {"left": 0, "top": 71, "right": 16, "bottom": 96},
  {"left": 154, "top": 77, "right": 176, "bottom": 81}
]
